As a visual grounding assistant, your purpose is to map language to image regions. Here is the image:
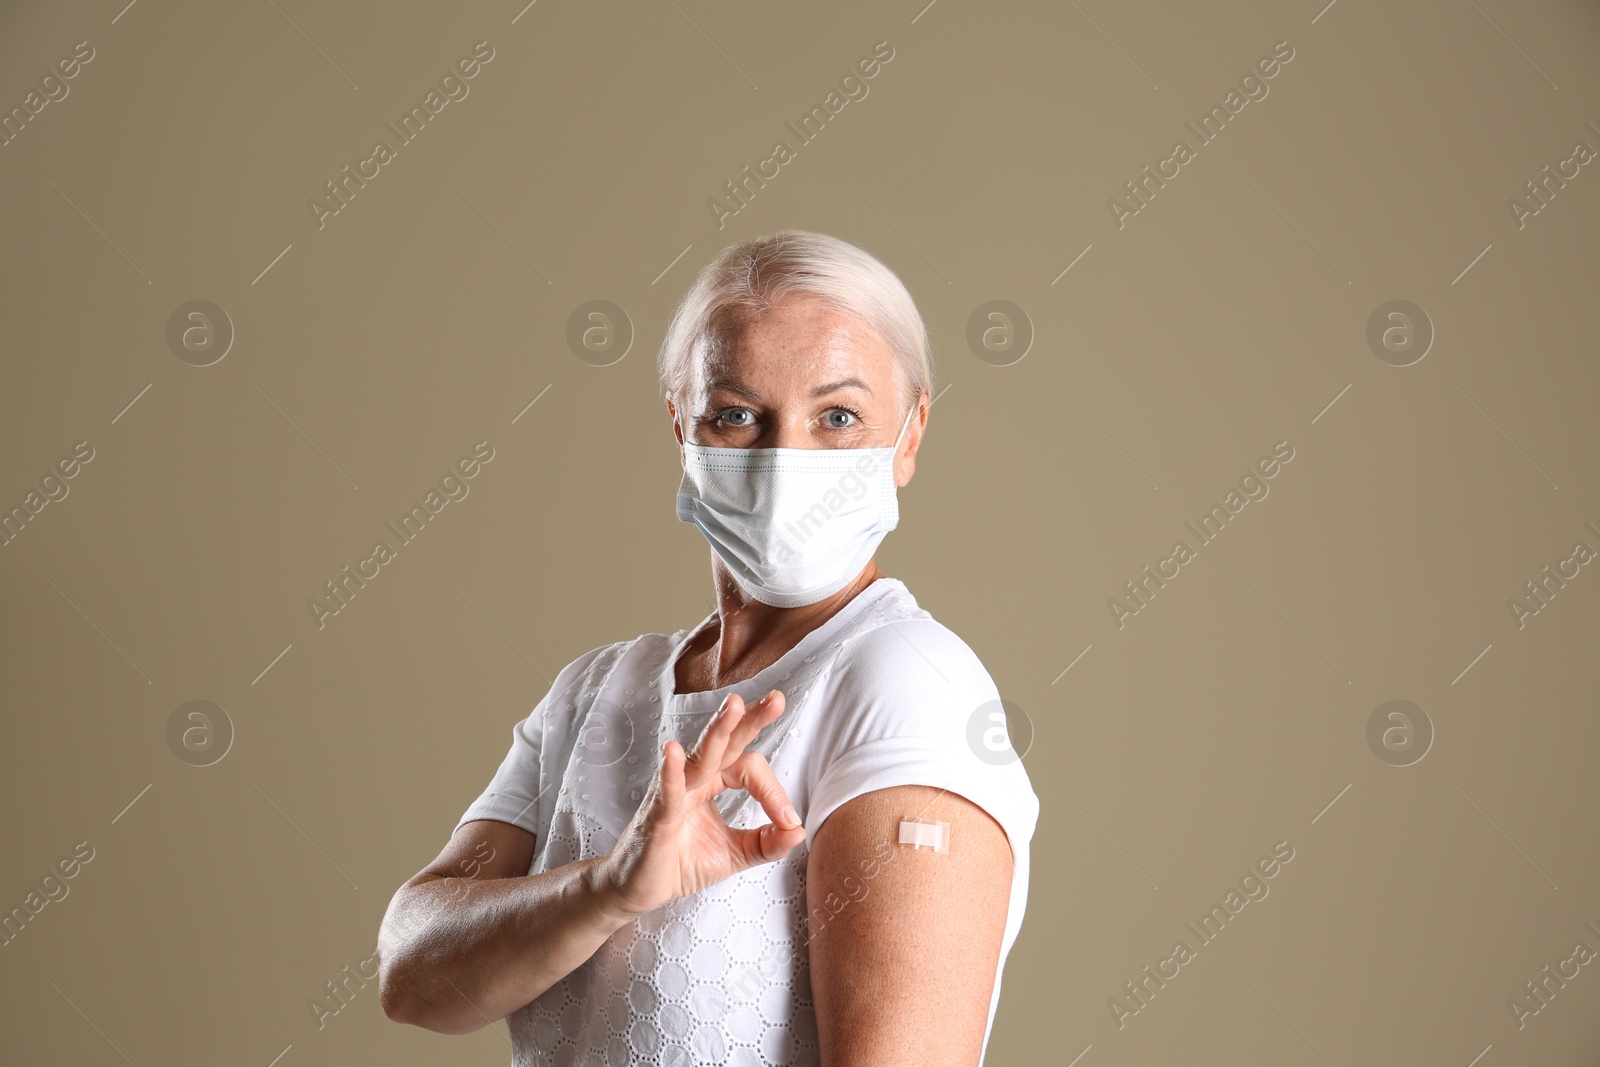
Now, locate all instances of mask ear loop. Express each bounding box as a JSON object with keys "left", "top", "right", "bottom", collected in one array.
[
  {"left": 867, "top": 403, "right": 918, "bottom": 483},
  {"left": 890, "top": 403, "right": 917, "bottom": 453}
]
